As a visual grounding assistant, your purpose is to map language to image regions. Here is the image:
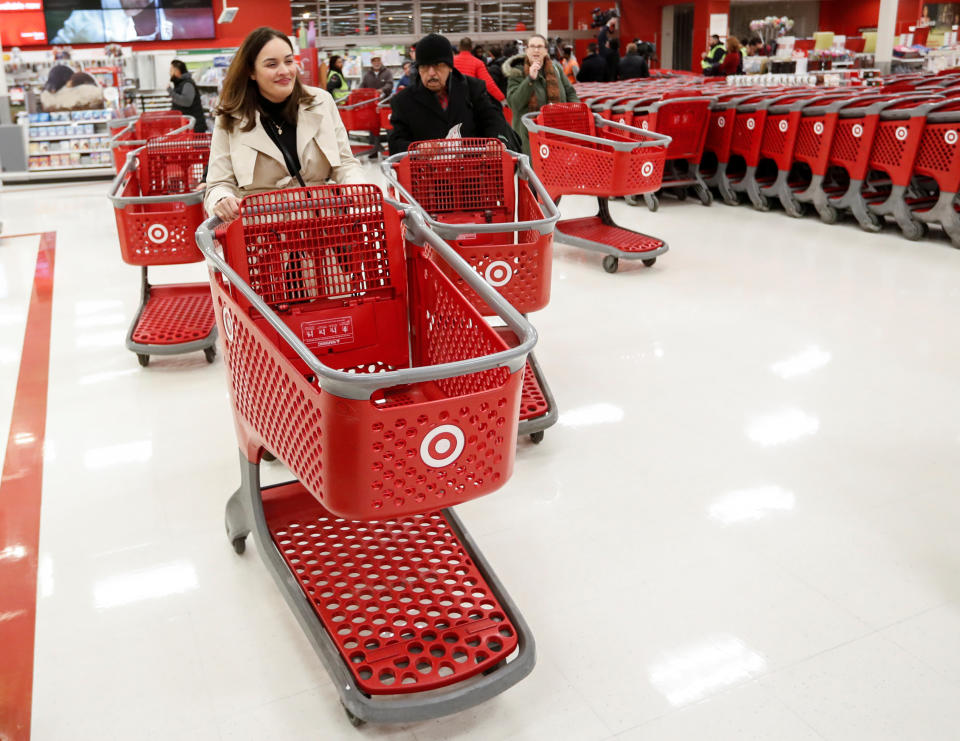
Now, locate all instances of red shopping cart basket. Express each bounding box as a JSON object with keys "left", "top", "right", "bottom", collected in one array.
[
  {"left": 108, "top": 135, "right": 217, "bottom": 366},
  {"left": 339, "top": 89, "right": 381, "bottom": 157},
  {"left": 383, "top": 137, "right": 560, "bottom": 443},
  {"left": 523, "top": 102, "right": 672, "bottom": 273},
  {"left": 194, "top": 186, "right": 537, "bottom": 724},
  {"left": 908, "top": 98, "right": 960, "bottom": 245},
  {"left": 109, "top": 111, "right": 194, "bottom": 173}
]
